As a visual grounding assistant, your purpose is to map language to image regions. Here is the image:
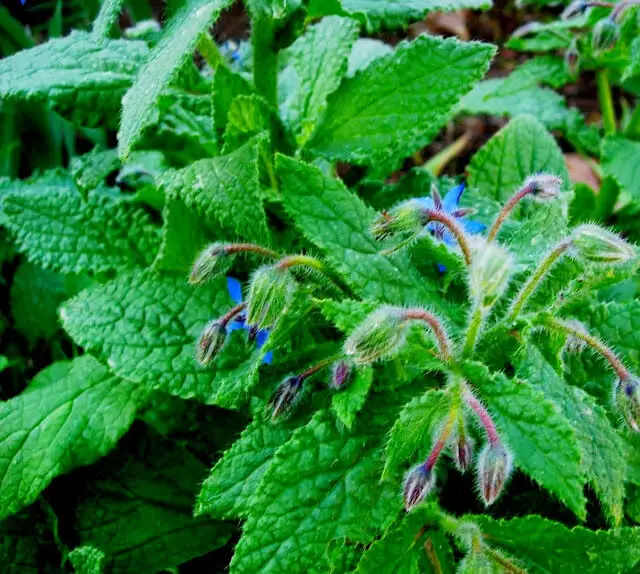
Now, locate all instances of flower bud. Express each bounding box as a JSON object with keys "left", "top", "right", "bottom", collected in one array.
[
  {"left": 469, "top": 242, "right": 513, "bottom": 309},
  {"left": 453, "top": 433, "right": 474, "bottom": 473},
  {"left": 344, "top": 307, "right": 407, "bottom": 365},
  {"left": 269, "top": 375, "right": 303, "bottom": 420},
  {"left": 614, "top": 376, "right": 640, "bottom": 432},
  {"left": 592, "top": 17, "right": 619, "bottom": 53},
  {"left": 571, "top": 224, "right": 635, "bottom": 264},
  {"left": 196, "top": 319, "right": 226, "bottom": 366},
  {"left": 561, "top": 0, "right": 587, "bottom": 20},
  {"left": 246, "top": 265, "right": 296, "bottom": 332},
  {"left": 403, "top": 464, "right": 436, "bottom": 512},
  {"left": 565, "top": 40, "right": 580, "bottom": 77},
  {"left": 189, "top": 243, "right": 231, "bottom": 285},
  {"left": 457, "top": 550, "right": 497, "bottom": 574},
  {"left": 371, "top": 199, "right": 427, "bottom": 240},
  {"left": 329, "top": 359, "right": 354, "bottom": 390},
  {"left": 524, "top": 173, "right": 562, "bottom": 200},
  {"left": 477, "top": 442, "right": 513, "bottom": 506}
]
